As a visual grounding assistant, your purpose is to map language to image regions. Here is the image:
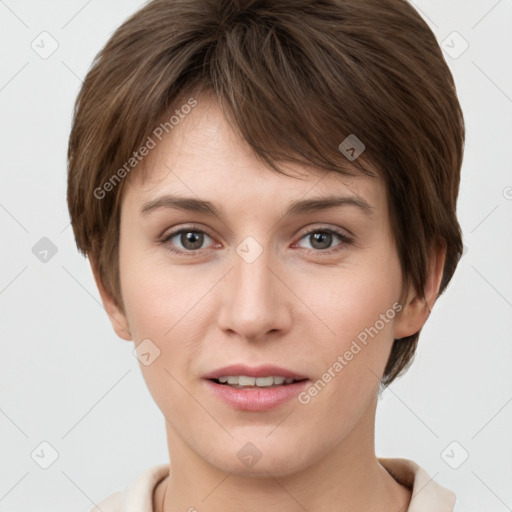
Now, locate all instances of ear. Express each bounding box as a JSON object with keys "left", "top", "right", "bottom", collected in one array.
[
  {"left": 90, "top": 259, "right": 132, "bottom": 341},
  {"left": 394, "top": 243, "right": 447, "bottom": 339}
]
